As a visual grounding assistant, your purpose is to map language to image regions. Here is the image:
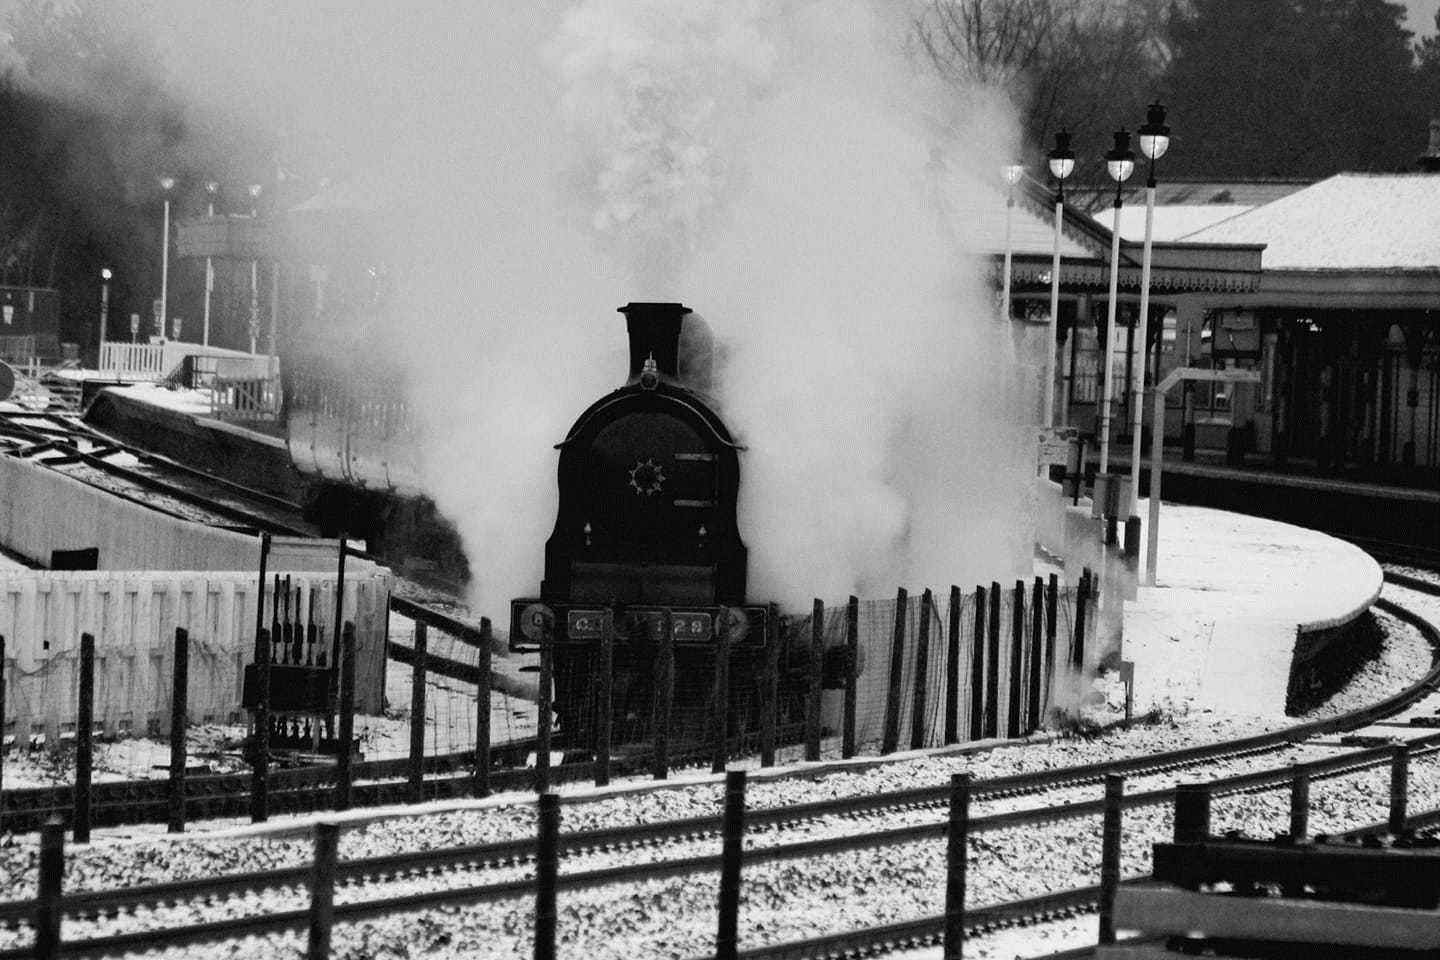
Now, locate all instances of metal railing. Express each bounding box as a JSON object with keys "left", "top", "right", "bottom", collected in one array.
[
  {"left": 99, "top": 342, "right": 167, "bottom": 381},
  {"left": 209, "top": 375, "right": 281, "bottom": 421}
]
